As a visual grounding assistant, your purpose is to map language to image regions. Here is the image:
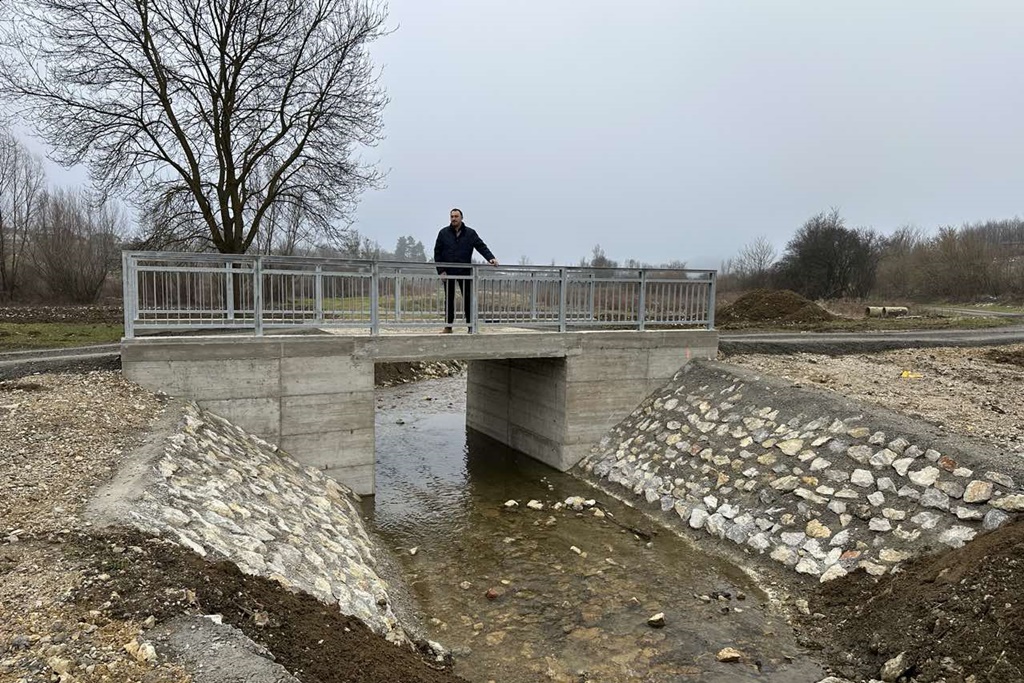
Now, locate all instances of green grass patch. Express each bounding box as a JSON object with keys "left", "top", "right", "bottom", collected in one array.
[{"left": 0, "top": 322, "right": 124, "bottom": 351}]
